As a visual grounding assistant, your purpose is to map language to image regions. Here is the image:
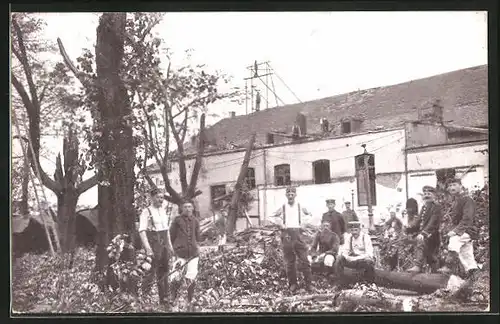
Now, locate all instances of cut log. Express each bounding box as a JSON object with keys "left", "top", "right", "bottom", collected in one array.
[{"left": 324, "top": 267, "right": 451, "bottom": 294}]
